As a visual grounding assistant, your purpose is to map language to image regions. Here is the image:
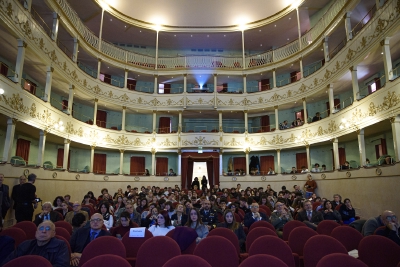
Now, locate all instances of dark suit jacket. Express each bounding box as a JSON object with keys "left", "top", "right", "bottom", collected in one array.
[
  {"left": 243, "top": 212, "right": 269, "bottom": 228},
  {"left": 70, "top": 227, "right": 110, "bottom": 253},
  {"left": 0, "top": 184, "right": 10, "bottom": 210},
  {"left": 33, "top": 211, "right": 63, "bottom": 226},
  {"left": 296, "top": 210, "right": 324, "bottom": 225}
]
